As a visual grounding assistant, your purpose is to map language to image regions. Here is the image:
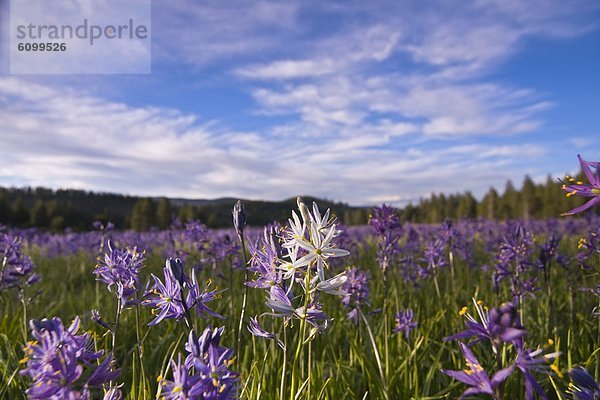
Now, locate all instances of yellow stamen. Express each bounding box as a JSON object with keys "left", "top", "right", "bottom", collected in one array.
[
  {"left": 550, "top": 364, "right": 563, "bottom": 378},
  {"left": 547, "top": 338, "right": 554, "bottom": 346},
  {"left": 459, "top": 306, "right": 468, "bottom": 316}
]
